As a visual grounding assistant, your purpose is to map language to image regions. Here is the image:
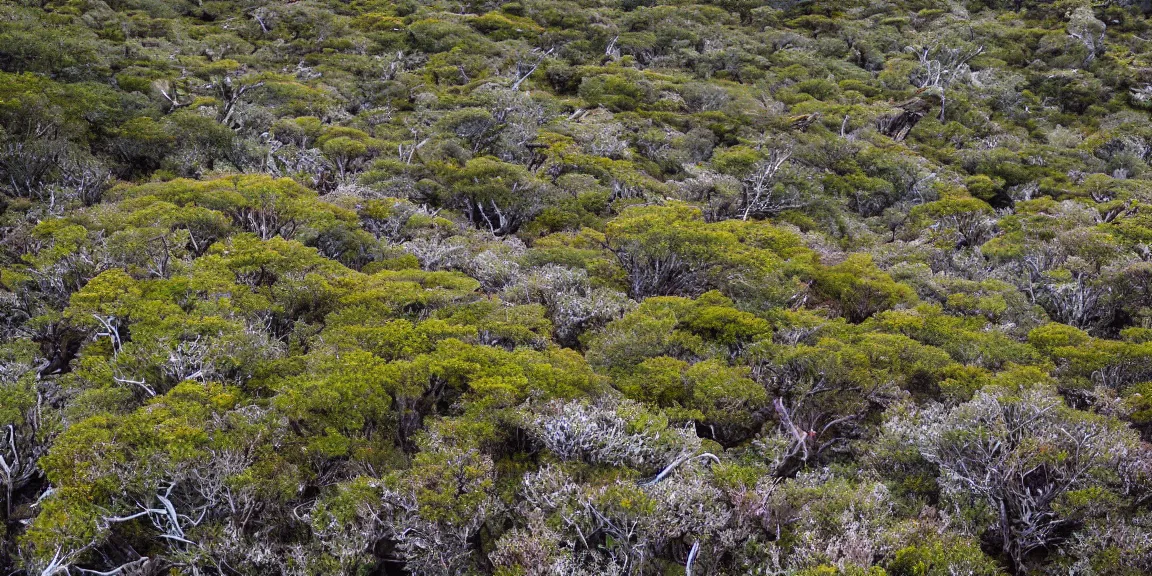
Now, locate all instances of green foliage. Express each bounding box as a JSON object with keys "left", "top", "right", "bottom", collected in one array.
[
  {"left": 887, "top": 538, "right": 1002, "bottom": 576},
  {"left": 814, "top": 254, "right": 916, "bottom": 322},
  {"left": 2, "top": 0, "right": 1152, "bottom": 575}
]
